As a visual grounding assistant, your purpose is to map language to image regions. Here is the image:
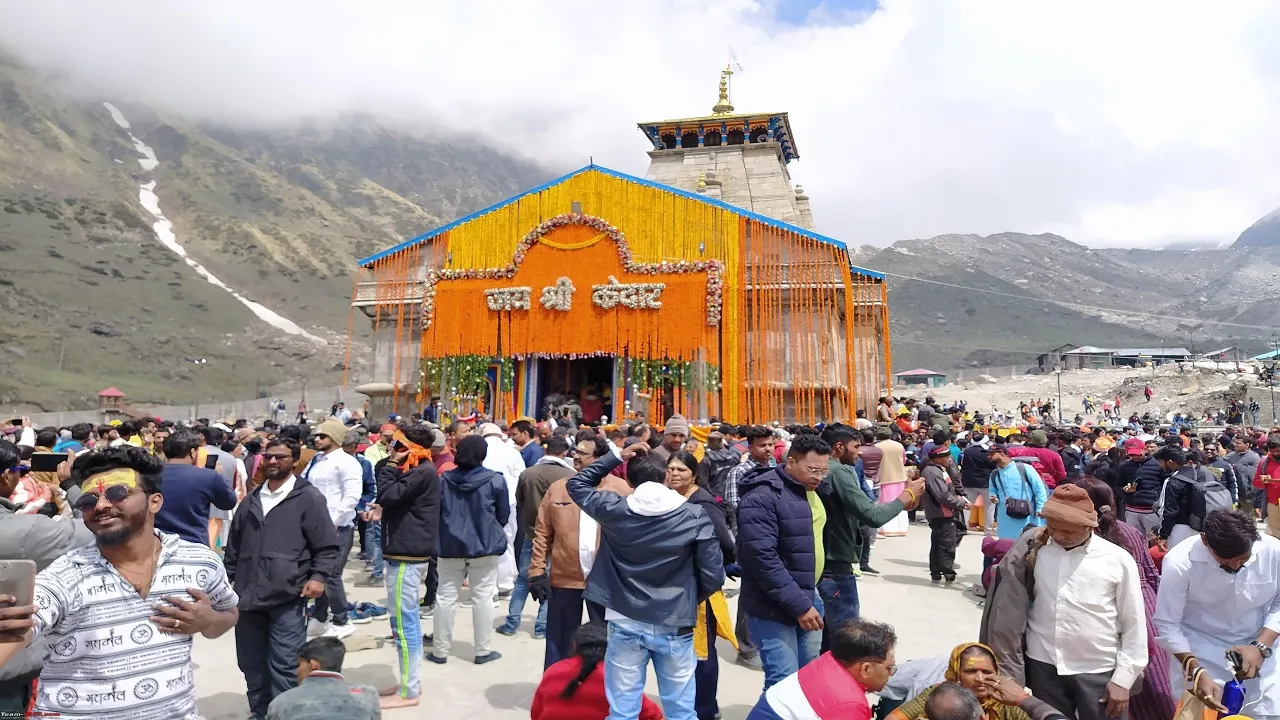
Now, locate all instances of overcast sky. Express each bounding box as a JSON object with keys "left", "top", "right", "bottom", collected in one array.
[{"left": 3, "top": 0, "right": 1279, "bottom": 248}]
